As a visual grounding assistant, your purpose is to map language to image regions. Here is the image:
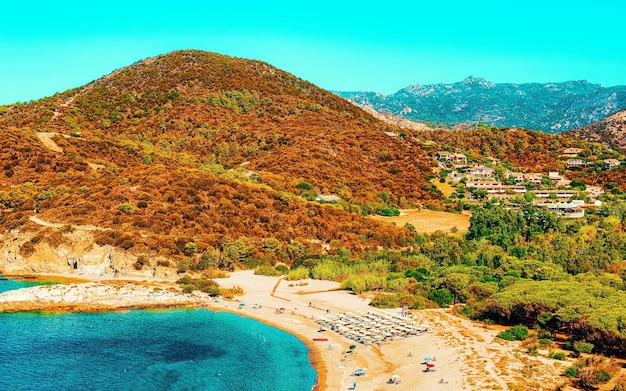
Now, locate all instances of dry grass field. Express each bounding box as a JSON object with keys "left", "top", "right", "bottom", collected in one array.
[
  {"left": 431, "top": 178, "right": 456, "bottom": 198},
  {"left": 371, "top": 208, "right": 471, "bottom": 233}
]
